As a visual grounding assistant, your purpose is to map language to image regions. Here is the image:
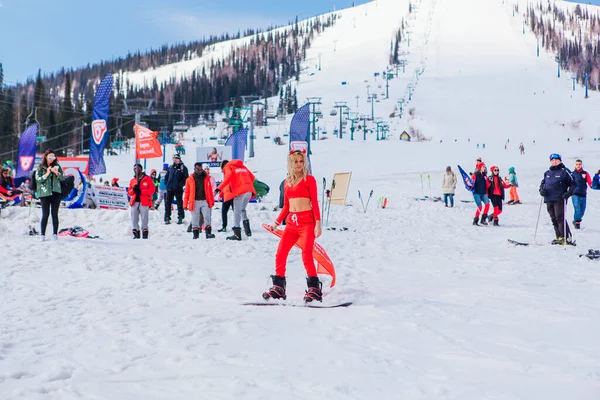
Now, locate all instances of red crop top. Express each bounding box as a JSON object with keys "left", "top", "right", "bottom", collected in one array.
[{"left": 276, "top": 175, "right": 321, "bottom": 224}]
